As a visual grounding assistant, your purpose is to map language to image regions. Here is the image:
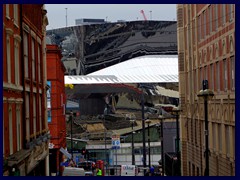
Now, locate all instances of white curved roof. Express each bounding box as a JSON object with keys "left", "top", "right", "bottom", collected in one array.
[{"left": 65, "top": 55, "right": 178, "bottom": 84}]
